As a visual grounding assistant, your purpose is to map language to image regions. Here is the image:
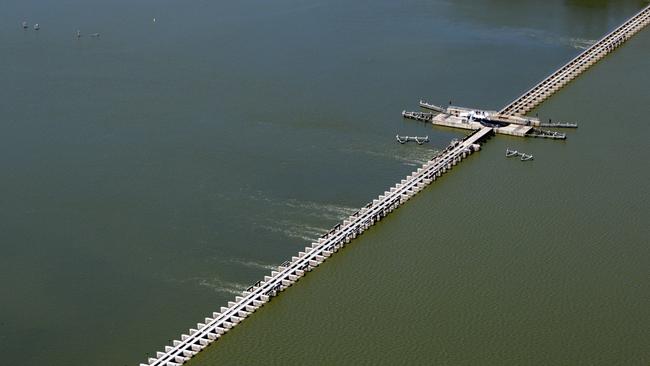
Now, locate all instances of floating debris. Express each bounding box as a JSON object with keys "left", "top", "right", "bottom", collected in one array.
[
  {"left": 396, "top": 135, "right": 429, "bottom": 145},
  {"left": 89, "top": 33, "right": 100, "bottom": 37},
  {"left": 505, "top": 148, "right": 534, "bottom": 161}
]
